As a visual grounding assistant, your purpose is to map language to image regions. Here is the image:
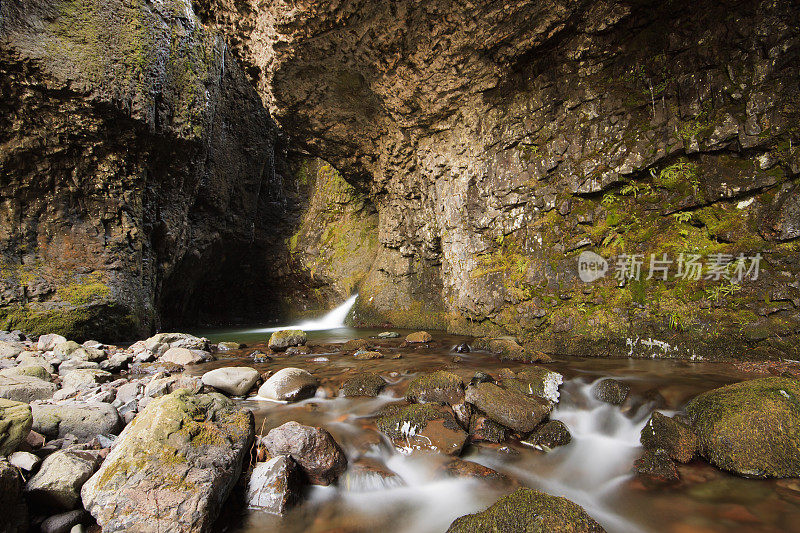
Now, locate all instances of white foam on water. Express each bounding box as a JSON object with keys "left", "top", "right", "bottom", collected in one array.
[{"left": 246, "top": 294, "right": 358, "bottom": 333}]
